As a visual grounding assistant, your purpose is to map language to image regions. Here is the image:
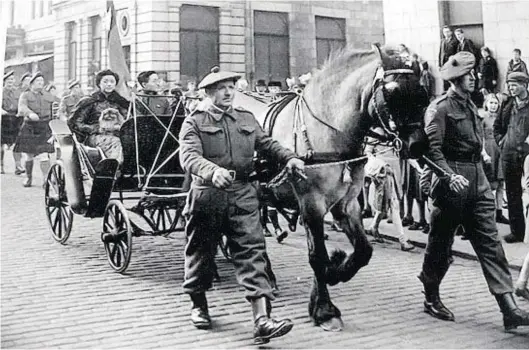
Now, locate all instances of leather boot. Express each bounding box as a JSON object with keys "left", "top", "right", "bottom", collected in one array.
[
  {"left": 418, "top": 273, "right": 455, "bottom": 321},
  {"left": 23, "top": 160, "right": 34, "bottom": 187},
  {"left": 190, "top": 293, "right": 211, "bottom": 329},
  {"left": 495, "top": 293, "right": 529, "bottom": 331},
  {"left": 252, "top": 297, "right": 293, "bottom": 345}
]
